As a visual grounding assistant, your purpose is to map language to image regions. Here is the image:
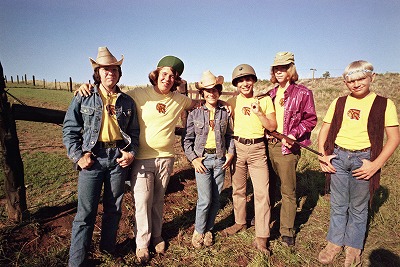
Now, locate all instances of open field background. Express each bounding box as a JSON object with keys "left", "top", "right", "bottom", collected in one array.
[{"left": 0, "top": 74, "right": 399, "bottom": 266}]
